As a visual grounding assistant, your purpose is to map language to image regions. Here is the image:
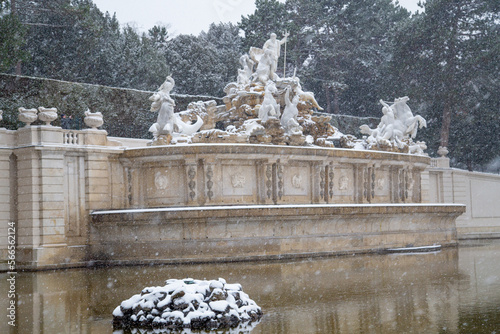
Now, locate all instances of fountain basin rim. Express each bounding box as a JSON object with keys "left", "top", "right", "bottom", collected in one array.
[
  {"left": 91, "top": 203, "right": 466, "bottom": 216},
  {"left": 121, "top": 142, "right": 431, "bottom": 162}
]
